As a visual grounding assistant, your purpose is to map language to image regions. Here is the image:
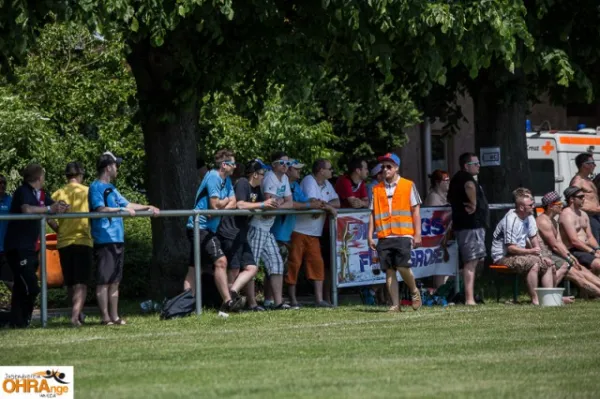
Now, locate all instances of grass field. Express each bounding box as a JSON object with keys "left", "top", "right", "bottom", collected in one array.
[{"left": 2, "top": 302, "right": 600, "bottom": 398}]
